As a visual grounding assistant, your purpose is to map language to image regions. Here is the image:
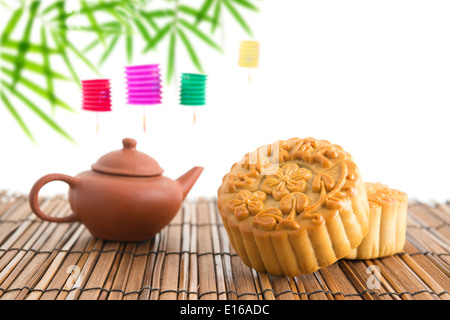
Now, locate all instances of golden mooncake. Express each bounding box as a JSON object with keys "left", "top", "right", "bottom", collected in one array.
[
  {"left": 345, "top": 182, "right": 408, "bottom": 260},
  {"left": 217, "top": 137, "right": 370, "bottom": 276}
]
